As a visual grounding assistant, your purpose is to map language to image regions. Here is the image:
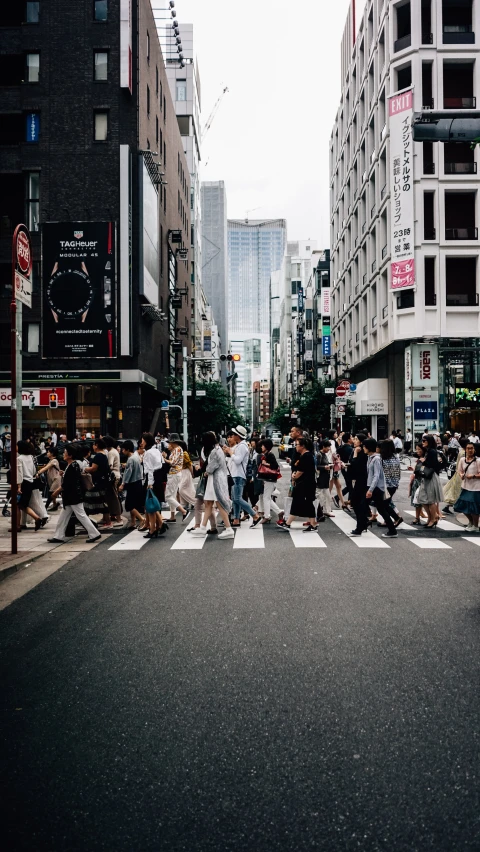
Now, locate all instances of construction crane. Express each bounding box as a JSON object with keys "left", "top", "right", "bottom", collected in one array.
[{"left": 202, "top": 86, "right": 229, "bottom": 140}]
